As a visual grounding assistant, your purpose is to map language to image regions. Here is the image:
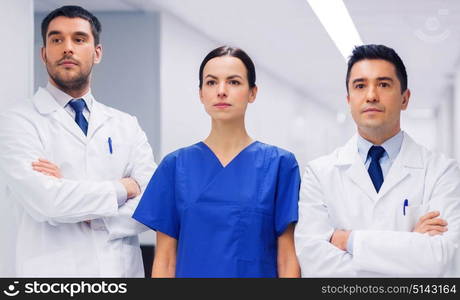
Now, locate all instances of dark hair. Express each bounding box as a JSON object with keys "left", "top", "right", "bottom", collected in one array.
[
  {"left": 41, "top": 5, "right": 101, "bottom": 46},
  {"left": 346, "top": 44, "right": 407, "bottom": 94},
  {"left": 199, "top": 46, "right": 256, "bottom": 88}
]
